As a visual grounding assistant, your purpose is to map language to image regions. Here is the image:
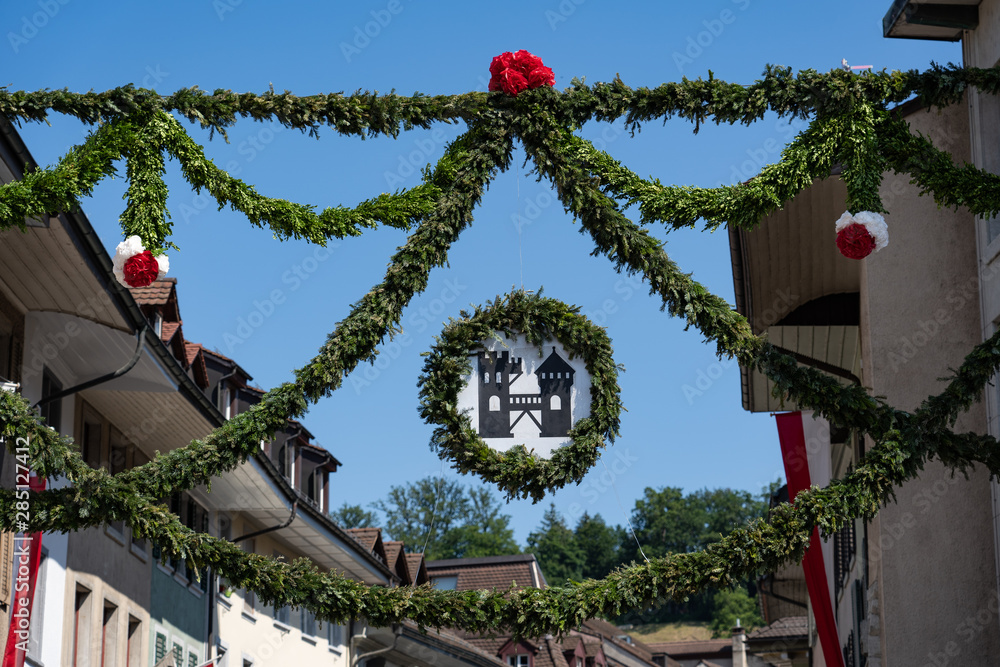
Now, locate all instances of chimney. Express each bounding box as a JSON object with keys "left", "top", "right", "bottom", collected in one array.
[{"left": 732, "top": 620, "right": 747, "bottom": 667}]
